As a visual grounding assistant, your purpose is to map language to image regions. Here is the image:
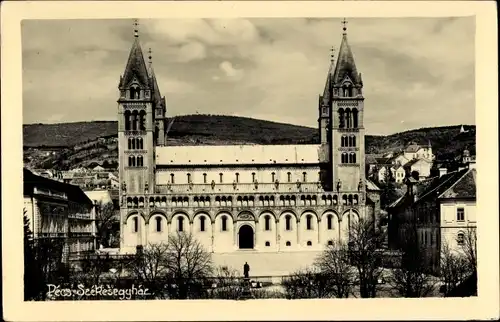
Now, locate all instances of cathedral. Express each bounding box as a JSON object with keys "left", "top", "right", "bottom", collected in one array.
[{"left": 117, "top": 20, "right": 381, "bottom": 257}]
